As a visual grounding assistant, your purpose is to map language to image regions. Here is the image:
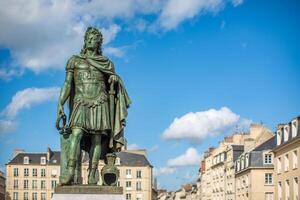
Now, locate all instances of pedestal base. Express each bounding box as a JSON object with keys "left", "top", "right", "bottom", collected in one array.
[
  {"left": 52, "top": 185, "right": 124, "bottom": 200},
  {"left": 52, "top": 194, "right": 125, "bottom": 200}
]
